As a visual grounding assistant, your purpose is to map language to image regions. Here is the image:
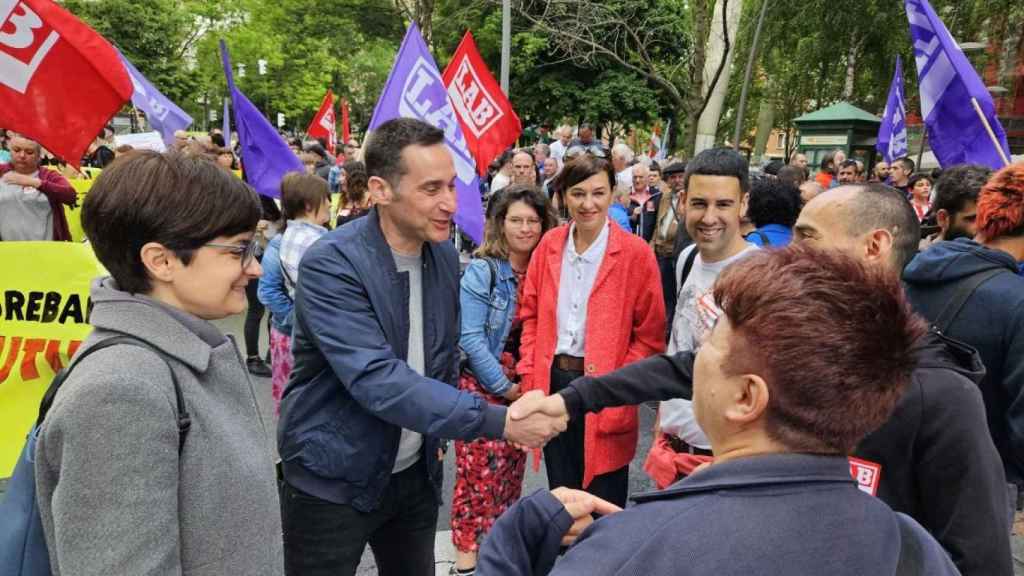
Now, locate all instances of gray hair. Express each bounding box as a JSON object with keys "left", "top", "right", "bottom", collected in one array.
[{"left": 611, "top": 142, "right": 634, "bottom": 163}]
